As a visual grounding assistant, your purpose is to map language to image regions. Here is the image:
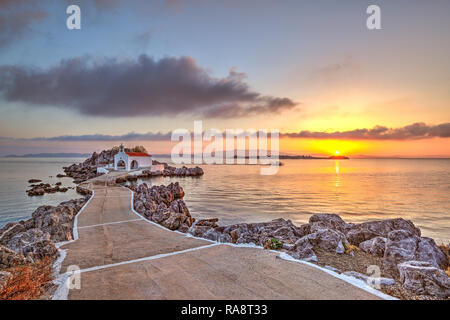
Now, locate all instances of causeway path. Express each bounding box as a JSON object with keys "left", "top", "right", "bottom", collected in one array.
[{"left": 57, "top": 173, "right": 382, "bottom": 300}]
